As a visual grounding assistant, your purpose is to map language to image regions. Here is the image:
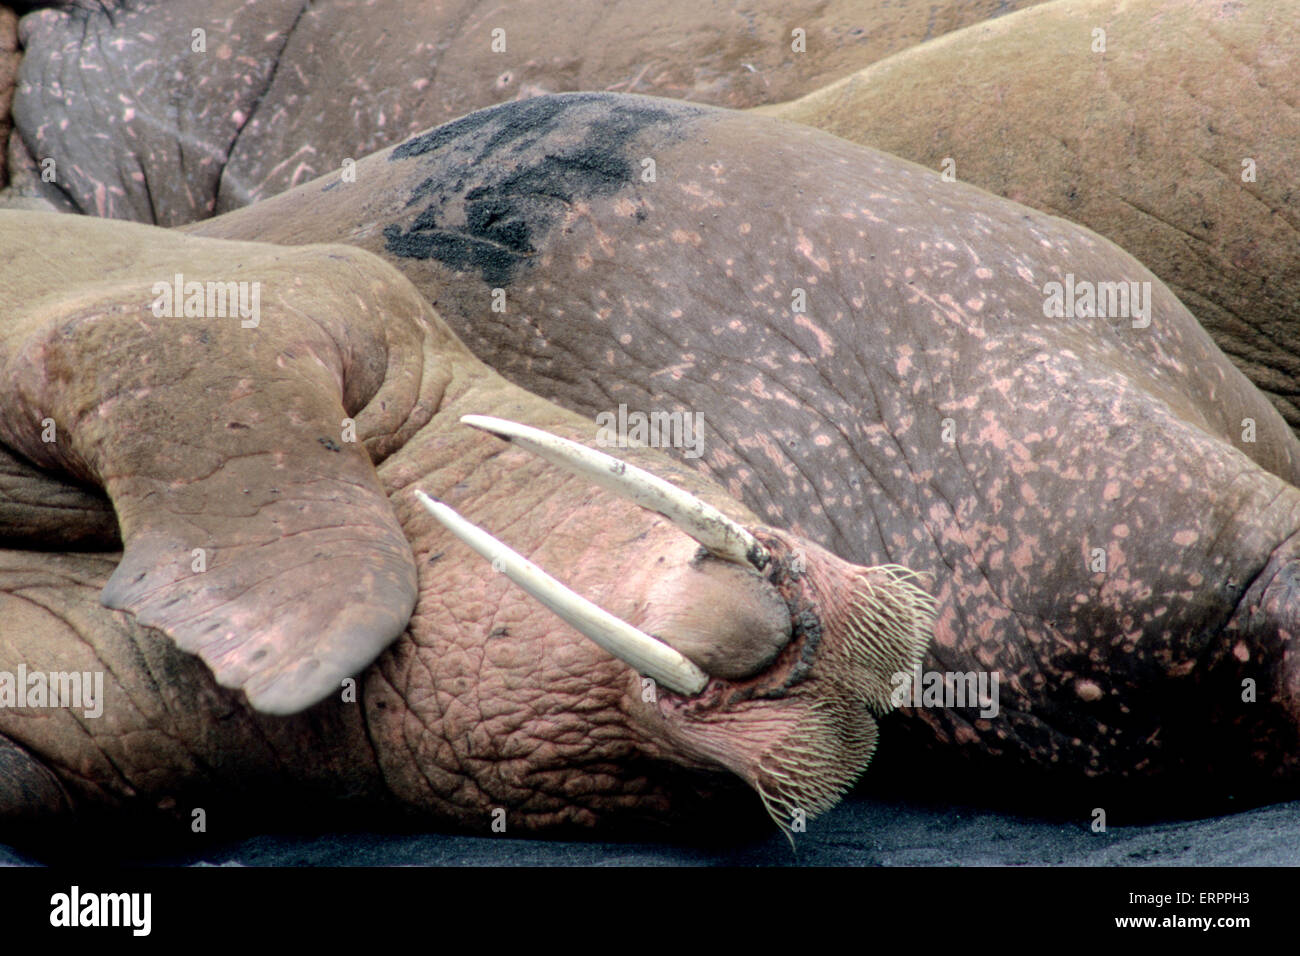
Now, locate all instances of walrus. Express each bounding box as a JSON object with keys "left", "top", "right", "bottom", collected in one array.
[
  {"left": 0, "top": 209, "right": 937, "bottom": 846},
  {"left": 757, "top": 0, "right": 1300, "bottom": 432},
  {"left": 188, "top": 92, "right": 1300, "bottom": 814},
  {"left": 0, "top": 0, "right": 1049, "bottom": 222}
]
